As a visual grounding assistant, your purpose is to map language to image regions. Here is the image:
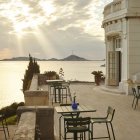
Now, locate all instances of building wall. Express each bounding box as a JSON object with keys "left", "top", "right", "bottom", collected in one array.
[
  {"left": 128, "top": 0, "right": 140, "bottom": 13},
  {"left": 121, "top": 18, "right": 128, "bottom": 81},
  {"left": 128, "top": 18, "right": 140, "bottom": 77},
  {"left": 103, "top": 0, "right": 140, "bottom": 94}
]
